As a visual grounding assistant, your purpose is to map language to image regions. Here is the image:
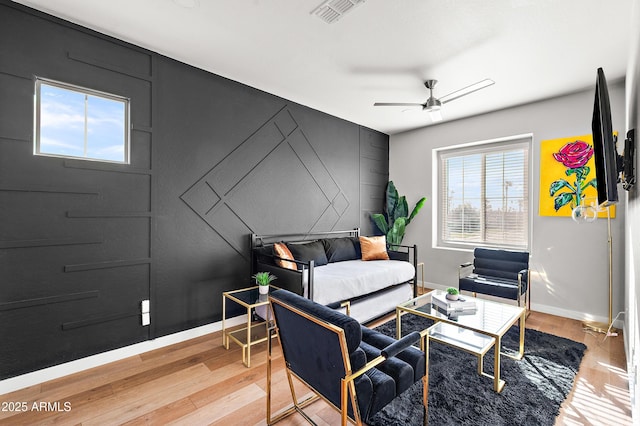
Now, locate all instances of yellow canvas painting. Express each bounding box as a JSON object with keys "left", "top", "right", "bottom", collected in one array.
[{"left": 539, "top": 134, "right": 615, "bottom": 218}]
